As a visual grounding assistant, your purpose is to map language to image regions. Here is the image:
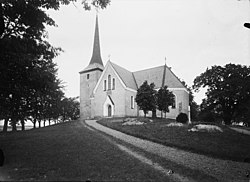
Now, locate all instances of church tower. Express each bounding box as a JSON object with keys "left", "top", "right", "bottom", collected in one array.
[{"left": 79, "top": 15, "right": 104, "bottom": 119}]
